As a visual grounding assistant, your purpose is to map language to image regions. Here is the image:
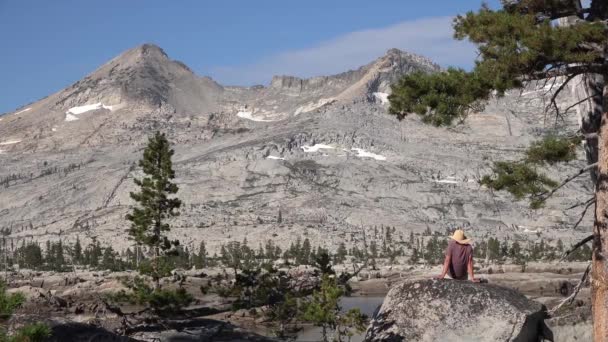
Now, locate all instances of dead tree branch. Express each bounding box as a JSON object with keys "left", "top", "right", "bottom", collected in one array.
[
  {"left": 544, "top": 73, "right": 577, "bottom": 121},
  {"left": 571, "top": 199, "right": 596, "bottom": 231},
  {"left": 566, "top": 197, "right": 595, "bottom": 210},
  {"left": 562, "top": 92, "right": 603, "bottom": 115},
  {"left": 560, "top": 235, "right": 594, "bottom": 261},
  {"left": 536, "top": 162, "right": 598, "bottom": 201},
  {"left": 549, "top": 263, "right": 591, "bottom": 316}
]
